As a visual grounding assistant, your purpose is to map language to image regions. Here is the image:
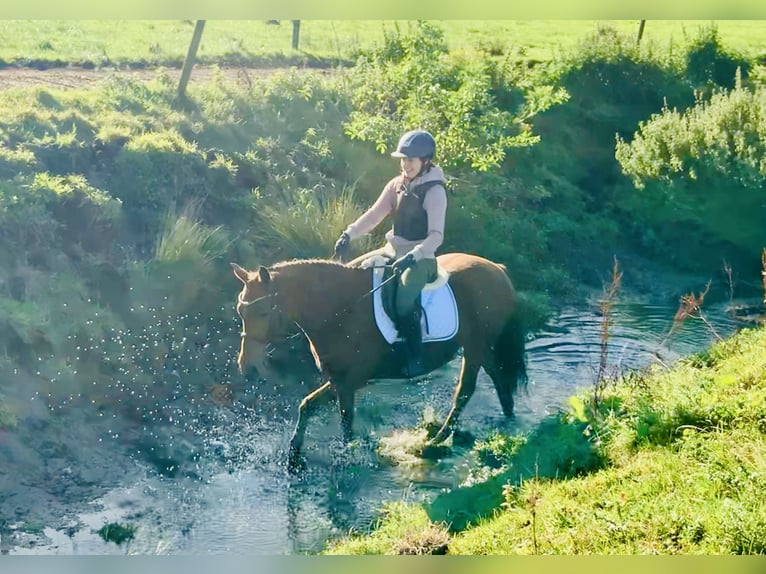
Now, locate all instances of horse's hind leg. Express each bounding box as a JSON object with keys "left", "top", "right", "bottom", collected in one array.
[
  {"left": 430, "top": 356, "right": 480, "bottom": 444},
  {"left": 483, "top": 363, "right": 515, "bottom": 417},
  {"left": 485, "top": 316, "right": 527, "bottom": 417},
  {"left": 289, "top": 381, "right": 333, "bottom": 470}
]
